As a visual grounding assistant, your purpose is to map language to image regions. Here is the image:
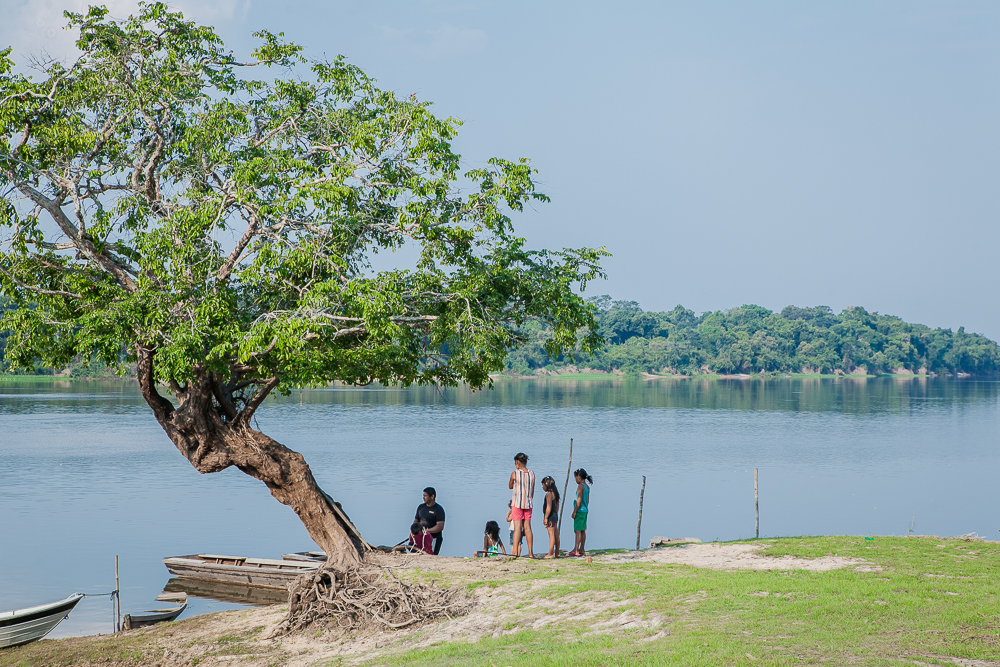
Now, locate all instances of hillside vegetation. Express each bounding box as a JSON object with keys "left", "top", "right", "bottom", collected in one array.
[{"left": 506, "top": 297, "right": 1000, "bottom": 376}]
